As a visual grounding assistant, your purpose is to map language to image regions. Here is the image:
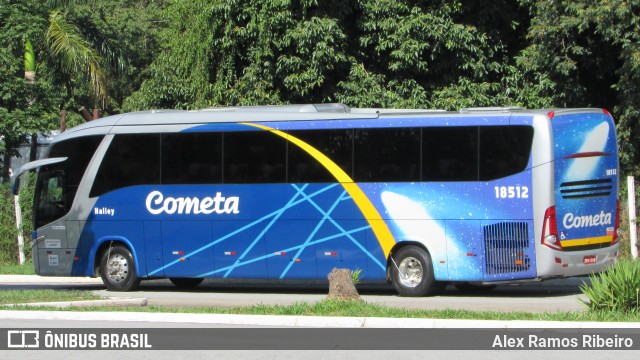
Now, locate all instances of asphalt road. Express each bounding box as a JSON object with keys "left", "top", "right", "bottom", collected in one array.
[
  {"left": 2, "top": 276, "right": 639, "bottom": 360},
  {"left": 0, "top": 275, "right": 591, "bottom": 313}
]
